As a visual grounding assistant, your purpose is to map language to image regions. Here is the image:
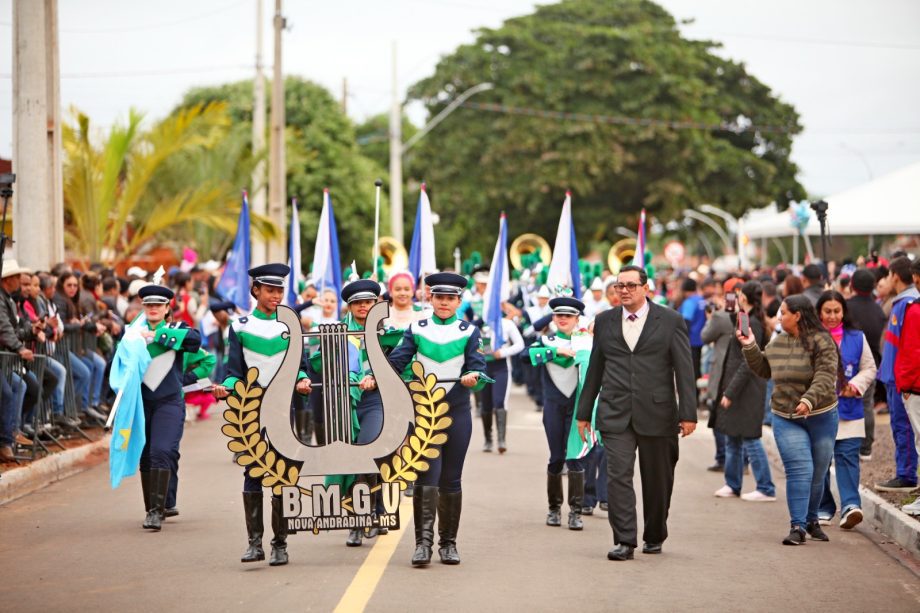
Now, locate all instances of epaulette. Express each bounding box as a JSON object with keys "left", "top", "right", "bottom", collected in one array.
[
  {"left": 547, "top": 335, "right": 556, "bottom": 342},
  {"left": 418, "top": 319, "right": 428, "bottom": 327},
  {"left": 459, "top": 321, "right": 470, "bottom": 331},
  {"left": 238, "top": 316, "right": 249, "bottom": 324}
]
